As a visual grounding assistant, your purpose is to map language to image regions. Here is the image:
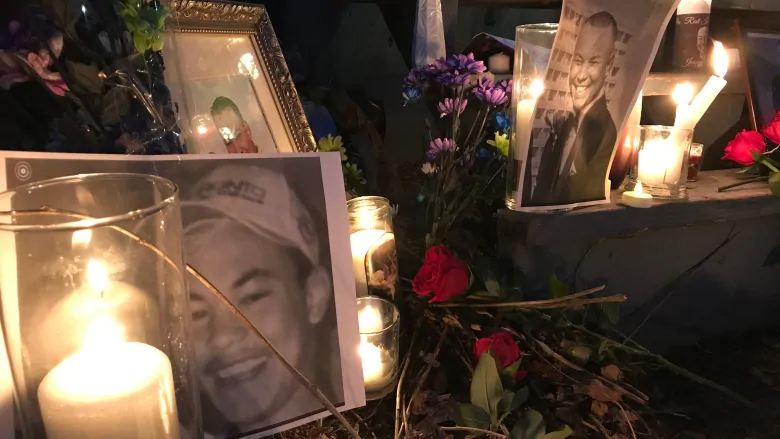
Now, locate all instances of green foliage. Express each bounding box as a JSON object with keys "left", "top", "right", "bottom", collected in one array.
[
  {"left": 318, "top": 135, "right": 348, "bottom": 161},
  {"left": 470, "top": 352, "right": 503, "bottom": 424},
  {"left": 770, "top": 172, "right": 780, "bottom": 197},
  {"left": 510, "top": 409, "right": 572, "bottom": 439},
  {"left": 456, "top": 403, "right": 491, "bottom": 429},
  {"left": 549, "top": 274, "right": 570, "bottom": 299},
  {"left": 115, "top": 0, "right": 169, "bottom": 53}
]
